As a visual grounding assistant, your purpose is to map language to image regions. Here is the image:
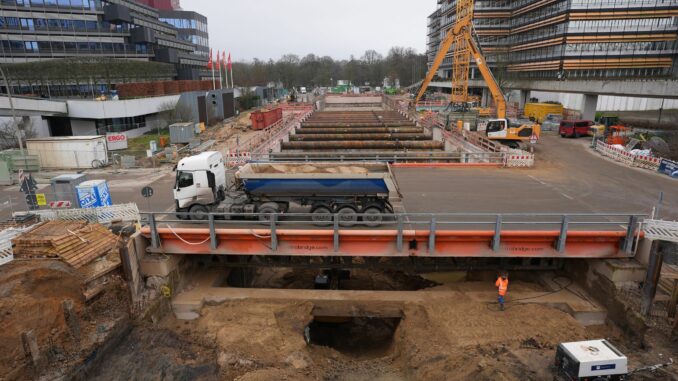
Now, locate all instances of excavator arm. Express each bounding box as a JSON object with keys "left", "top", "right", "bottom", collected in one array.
[
  {"left": 464, "top": 29, "right": 506, "bottom": 119},
  {"left": 415, "top": 27, "right": 456, "bottom": 104}
]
